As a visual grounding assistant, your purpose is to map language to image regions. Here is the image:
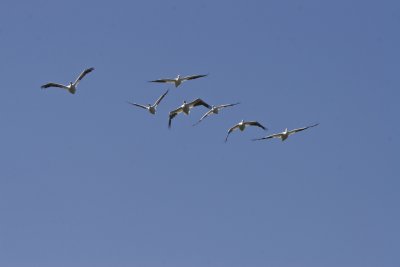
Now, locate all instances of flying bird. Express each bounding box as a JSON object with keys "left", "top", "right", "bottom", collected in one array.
[
  {"left": 149, "top": 74, "right": 208, "bottom": 88},
  {"left": 127, "top": 90, "right": 169, "bottom": 115},
  {"left": 168, "top": 99, "right": 211, "bottom": 128},
  {"left": 225, "top": 120, "right": 267, "bottom": 142},
  {"left": 193, "top": 102, "right": 240, "bottom": 126},
  {"left": 252, "top": 123, "right": 319, "bottom": 142},
  {"left": 41, "top": 67, "right": 95, "bottom": 94}
]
